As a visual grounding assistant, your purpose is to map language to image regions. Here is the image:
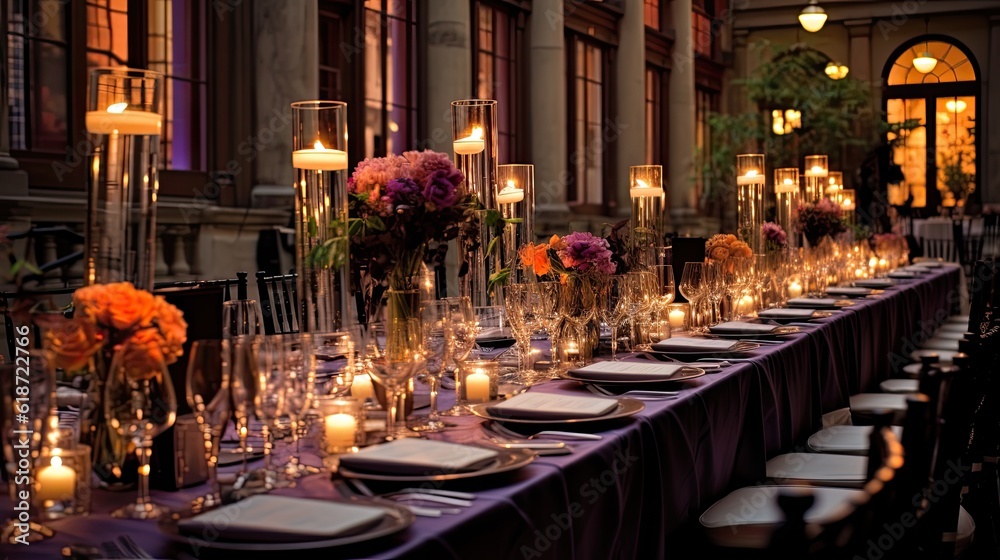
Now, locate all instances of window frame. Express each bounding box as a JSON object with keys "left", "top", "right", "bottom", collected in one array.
[{"left": 565, "top": 32, "right": 615, "bottom": 215}]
